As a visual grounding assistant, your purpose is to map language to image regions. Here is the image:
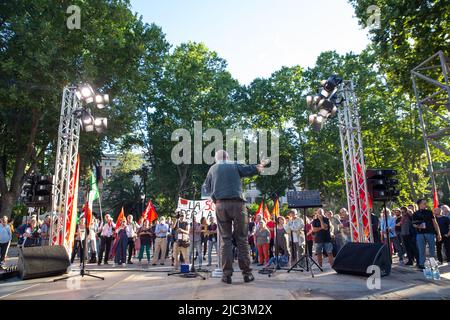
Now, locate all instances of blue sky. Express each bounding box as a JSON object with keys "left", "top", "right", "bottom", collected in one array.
[{"left": 130, "top": 0, "right": 371, "bottom": 84}]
